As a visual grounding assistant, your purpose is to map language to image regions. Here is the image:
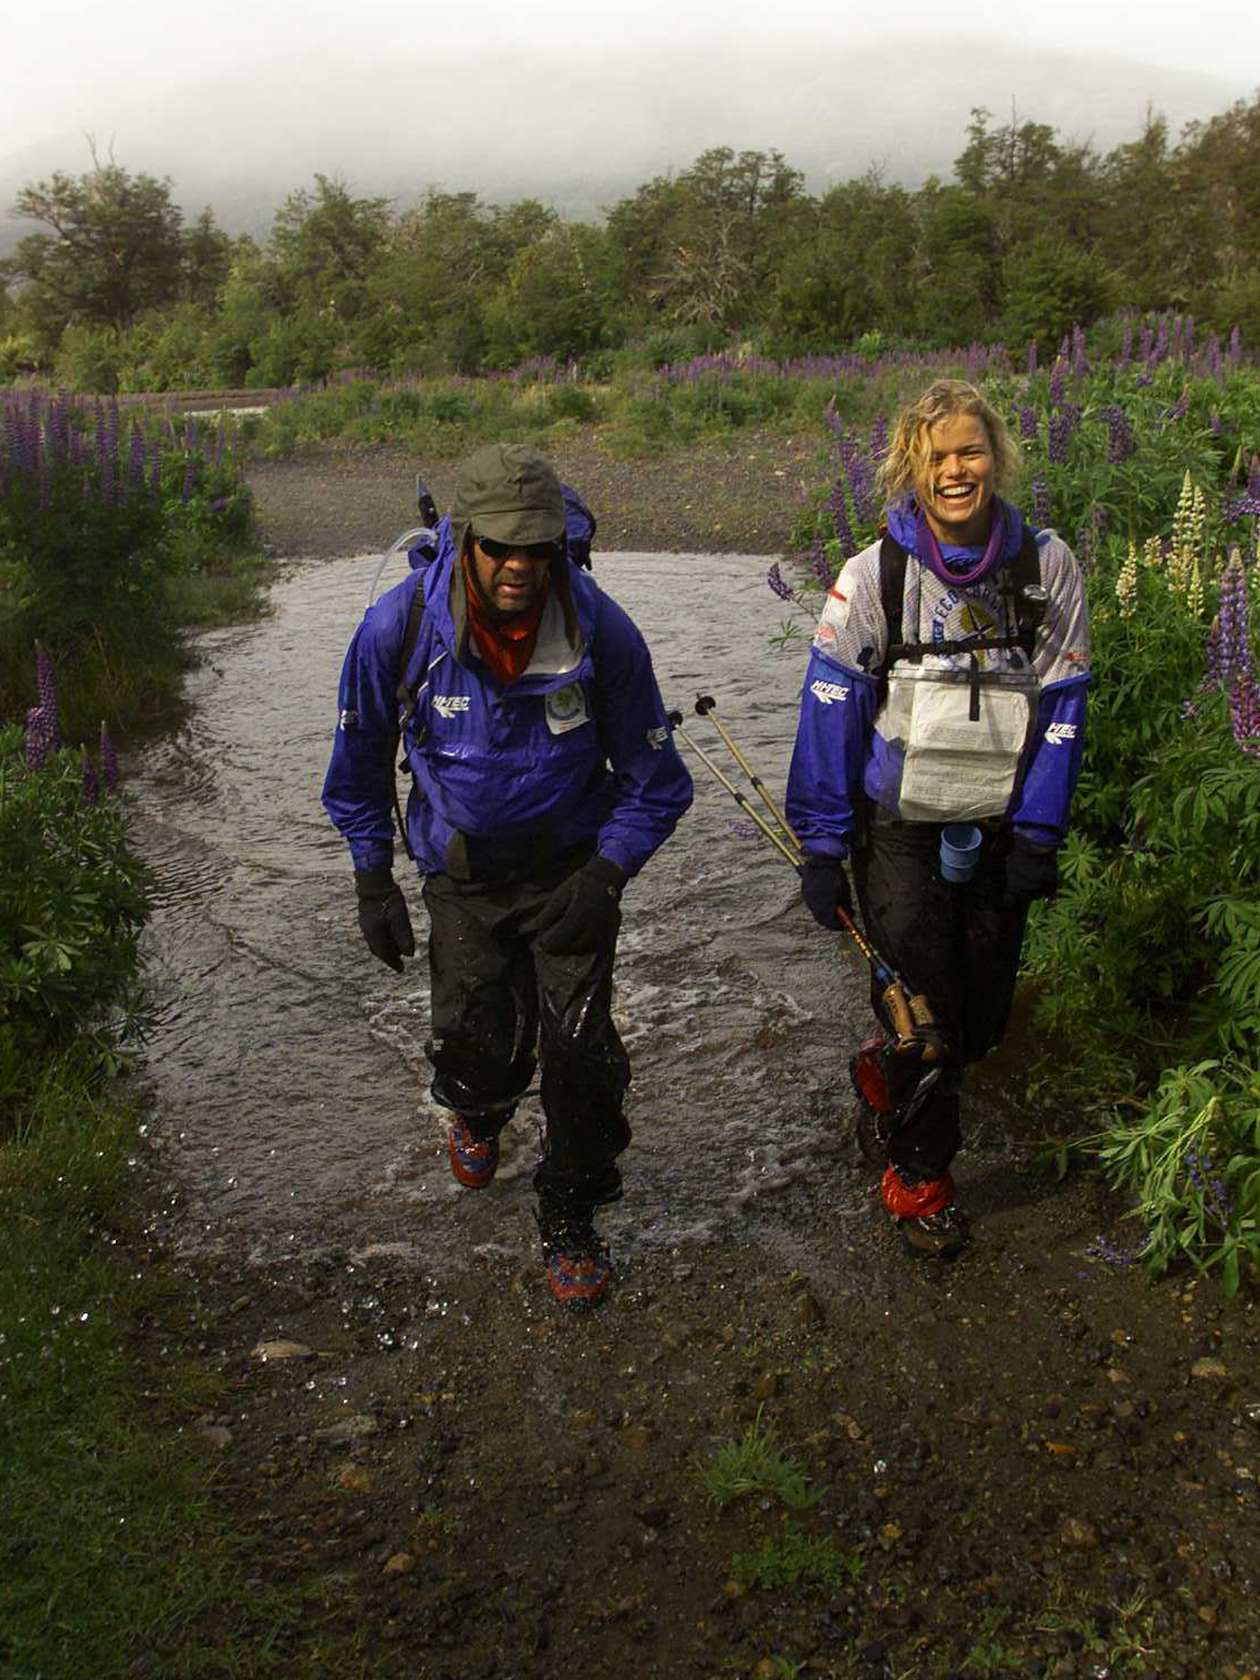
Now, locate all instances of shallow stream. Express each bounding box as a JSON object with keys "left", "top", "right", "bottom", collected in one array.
[{"left": 129, "top": 550, "right": 1016, "bottom": 1283}]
